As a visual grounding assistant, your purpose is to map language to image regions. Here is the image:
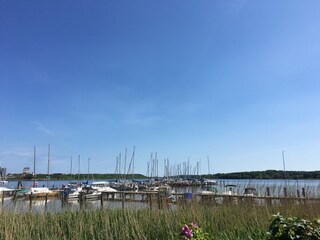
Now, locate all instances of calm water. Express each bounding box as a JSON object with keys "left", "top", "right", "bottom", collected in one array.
[{"left": 1, "top": 179, "right": 320, "bottom": 213}]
